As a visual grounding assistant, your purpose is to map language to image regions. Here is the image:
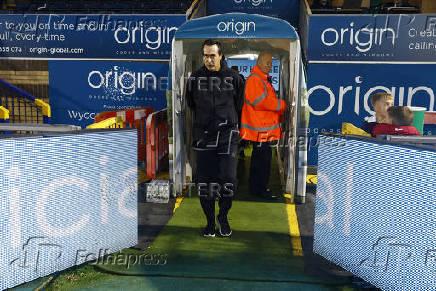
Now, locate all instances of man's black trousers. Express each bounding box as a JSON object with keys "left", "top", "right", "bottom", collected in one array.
[
  {"left": 249, "top": 141, "right": 273, "bottom": 195},
  {"left": 195, "top": 142, "right": 238, "bottom": 226}
]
